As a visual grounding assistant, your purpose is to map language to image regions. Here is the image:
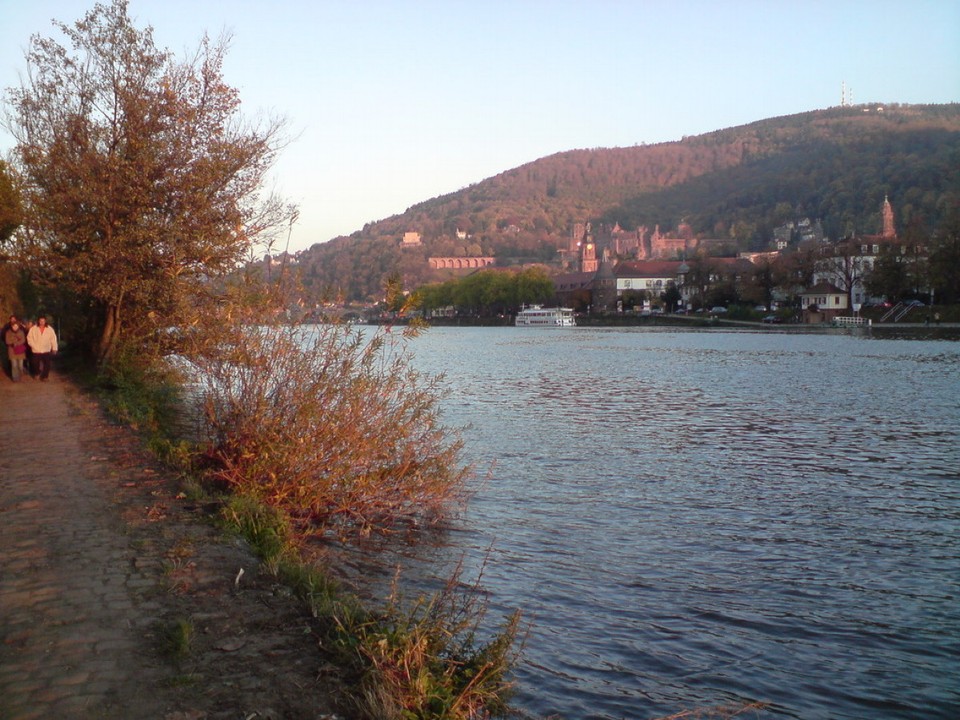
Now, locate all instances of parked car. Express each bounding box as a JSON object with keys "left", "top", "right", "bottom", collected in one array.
[
  {"left": 762, "top": 314, "right": 782, "bottom": 324},
  {"left": 709, "top": 306, "right": 727, "bottom": 314},
  {"left": 904, "top": 299, "right": 925, "bottom": 307}
]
